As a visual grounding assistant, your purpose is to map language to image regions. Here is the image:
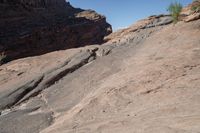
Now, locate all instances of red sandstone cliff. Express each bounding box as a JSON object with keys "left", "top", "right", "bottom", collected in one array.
[{"left": 0, "top": 0, "right": 112, "bottom": 62}]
